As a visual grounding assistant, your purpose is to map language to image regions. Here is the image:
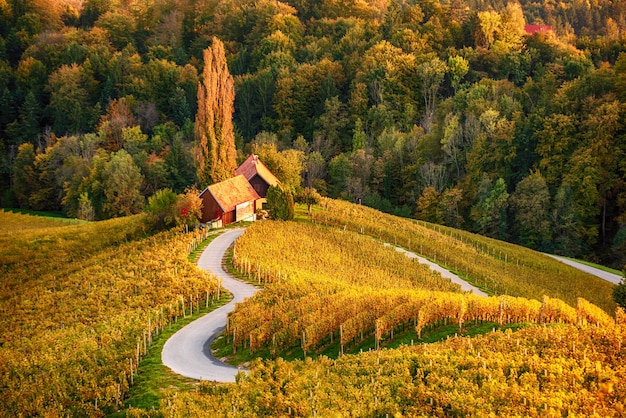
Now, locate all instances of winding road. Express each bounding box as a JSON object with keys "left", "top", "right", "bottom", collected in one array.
[
  {"left": 161, "top": 228, "right": 258, "bottom": 382},
  {"left": 162, "top": 228, "right": 485, "bottom": 383},
  {"left": 161, "top": 227, "right": 620, "bottom": 383}
]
